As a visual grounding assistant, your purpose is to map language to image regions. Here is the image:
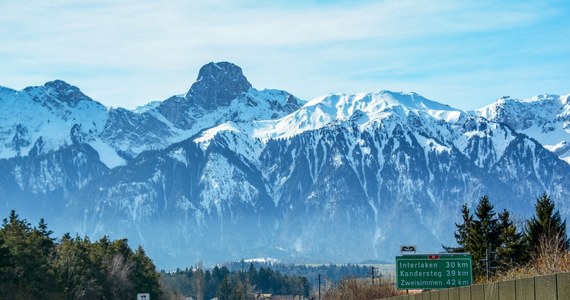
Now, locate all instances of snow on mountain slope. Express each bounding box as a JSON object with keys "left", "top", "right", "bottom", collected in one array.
[
  {"left": 194, "top": 90, "right": 471, "bottom": 162},
  {"left": 454, "top": 117, "right": 518, "bottom": 169},
  {"left": 175, "top": 88, "right": 305, "bottom": 140},
  {"left": 191, "top": 89, "right": 531, "bottom": 182},
  {"left": 191, "top": 88, "right": 570, "bottom": 172},
  {"left": 100, "top": 62, "right": 305, "bottom": 160},
  {"left": 101, "top": 86, "right": 305, "bottom": 162},
  {"left": 0, "top": 81, "right": 111, "bottom": 162},
  {"left": 0, "top": 62, "right": 305, "bottom": 169},
  {"left": 476, "top": 94, "right": 570, "bottom": 163},
  {"left": 2, "top": 61, "right": 569, "bottom": 268},
  {"left": 101, "top": 86, "right": 302, "bottom": 164},
  {"left": 245, "top": 91, "right": 464, "bottom": 141},
  {"left": 156, "top": 62, "right": 304, "bottom": 132},
  {"left": 99, "top": 107, "right": 181, "bottom": 161}
]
